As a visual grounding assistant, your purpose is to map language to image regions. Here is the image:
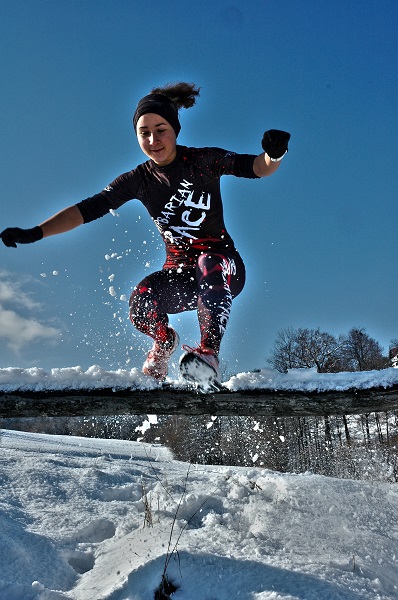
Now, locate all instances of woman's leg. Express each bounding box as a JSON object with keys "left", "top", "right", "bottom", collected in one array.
[
  {"left": 129, "top": 269, "right": 197, "bottom": 379},
  {"left": 196, "top": 252, "right": 246, "bottom": 354},
  {"left": 129, "top": 269, "right": 197, "bottom": 342}
]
